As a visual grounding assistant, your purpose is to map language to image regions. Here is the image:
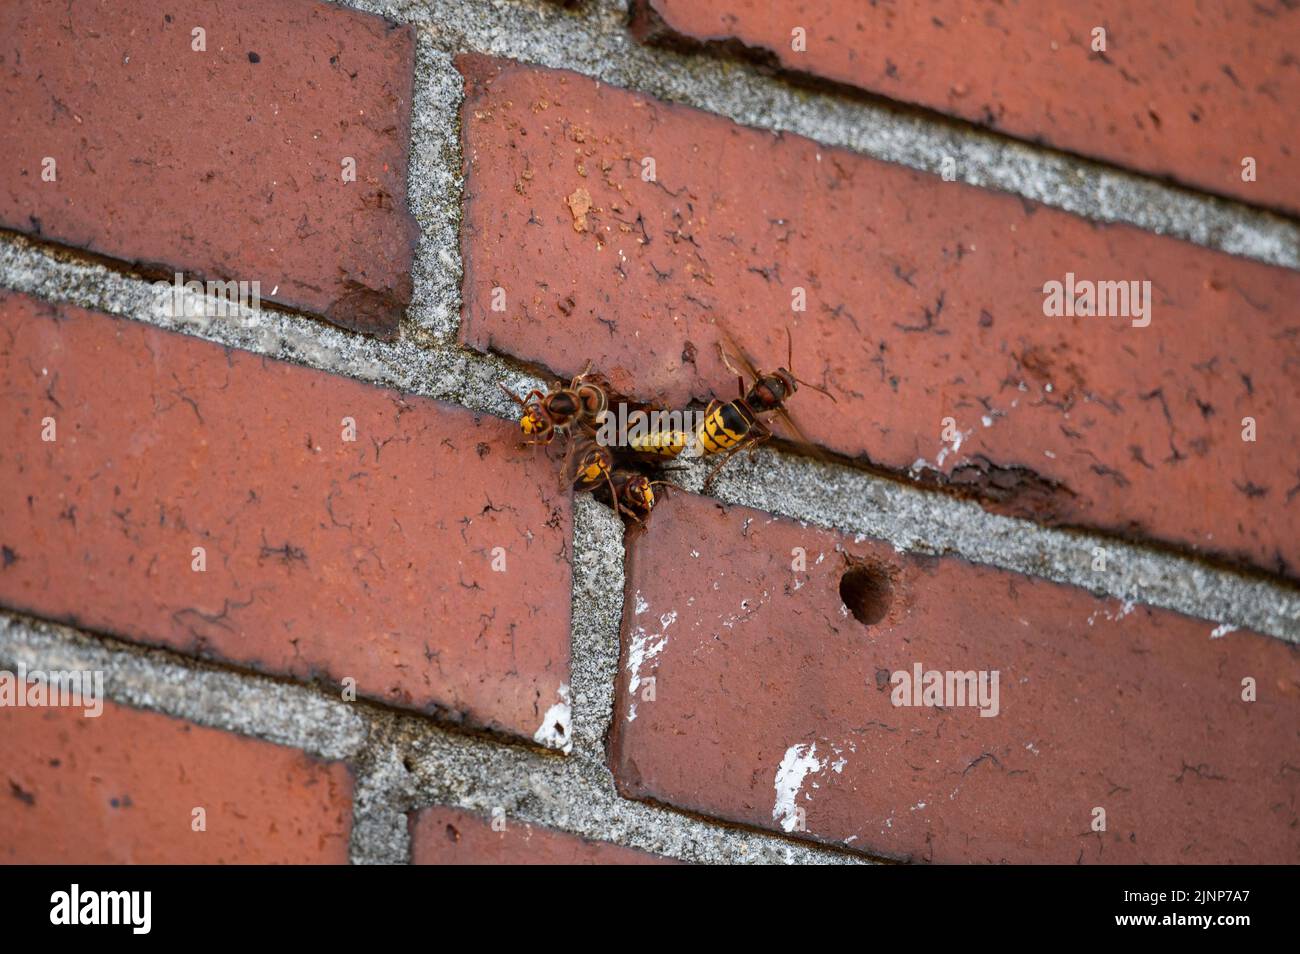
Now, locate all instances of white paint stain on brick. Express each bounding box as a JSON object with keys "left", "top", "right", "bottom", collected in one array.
[
  {"left": 772, "top": 742, "right": 826, "bottom": 833},
  {"left": 533, "top": 683, "right": 571, "bottom": 753},
  {"left": 1087, "top": 599, "right": 1137, "bottom": 627},
  {"left": 625, "top": 605, "right": 674, "bottom": 722}
]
